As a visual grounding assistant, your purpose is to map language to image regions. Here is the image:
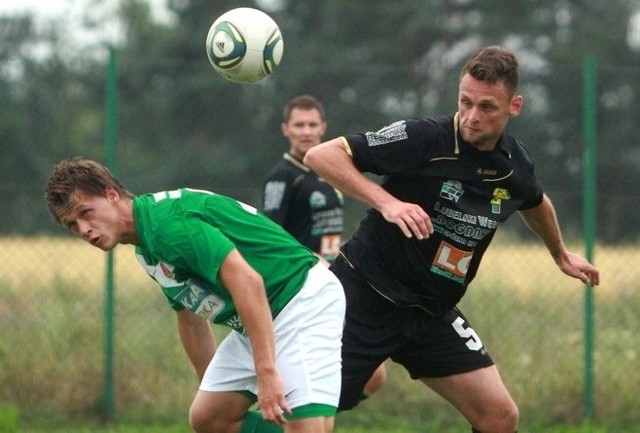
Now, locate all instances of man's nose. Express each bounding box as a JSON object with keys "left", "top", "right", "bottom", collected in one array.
[
  {"left": 467, "top": 106, "right": 481, "bottom": 122},
  {"left": 76, "top": 220, "right": 92, "bottom": 239}
]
